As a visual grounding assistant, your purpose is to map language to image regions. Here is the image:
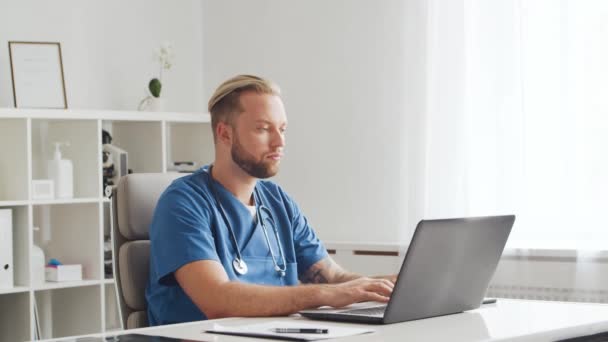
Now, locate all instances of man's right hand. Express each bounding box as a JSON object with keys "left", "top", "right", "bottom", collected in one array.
[{"left": 321, "top": 277, "right": 394, "bottom": 308}]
